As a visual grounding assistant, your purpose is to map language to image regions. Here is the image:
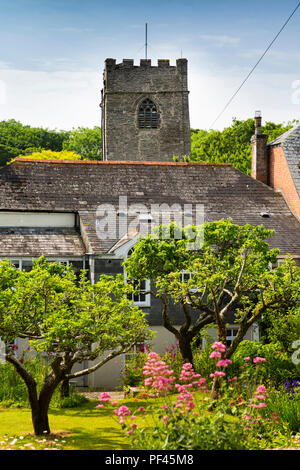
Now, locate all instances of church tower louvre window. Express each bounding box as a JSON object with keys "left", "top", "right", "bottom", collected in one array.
[{"left": 138, "top": 98, "right": 159, "bottom": 129}]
